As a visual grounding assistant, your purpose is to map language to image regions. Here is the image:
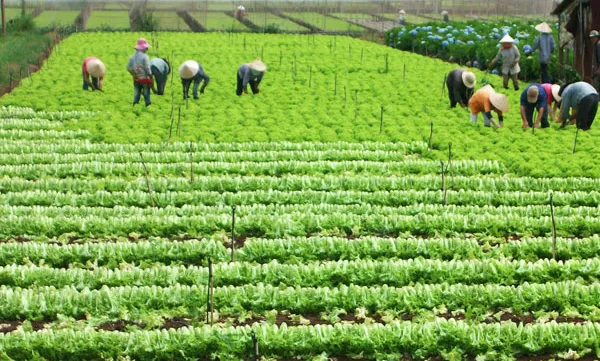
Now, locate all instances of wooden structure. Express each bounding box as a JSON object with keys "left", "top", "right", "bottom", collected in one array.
[{"left": 552, "top": 0, "right": 600, "bottom": 83}]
